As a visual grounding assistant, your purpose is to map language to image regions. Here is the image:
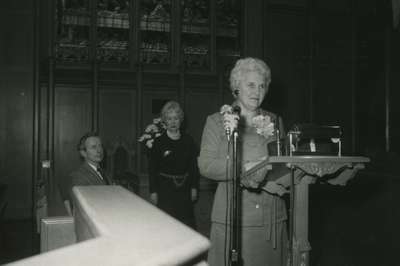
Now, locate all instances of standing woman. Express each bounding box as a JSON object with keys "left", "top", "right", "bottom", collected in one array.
[
  {"left": 198, "top": 57, "right": 290, "bottom": 265},
  {"left": 148, "top": 101, "right": 199, "bottom": 228}
]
